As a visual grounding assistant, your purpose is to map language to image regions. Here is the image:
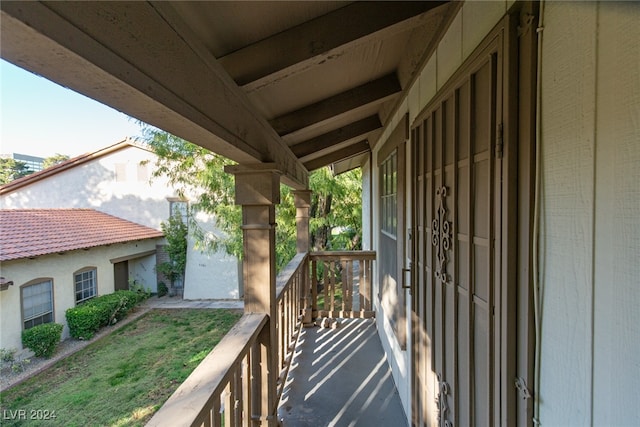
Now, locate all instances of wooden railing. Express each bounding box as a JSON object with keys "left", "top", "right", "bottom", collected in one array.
[
  {"left": 310, "top": 251, "right": 376, "bottom": 319},
  {"left": 147, "top": 250, "right": 375, "bottom": 426},
  {"left": 274, "top": 252, "right": 308, "bottom": 399},
  {"left": 147, "top": 313, "right": 270, "bottom": 427}
]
